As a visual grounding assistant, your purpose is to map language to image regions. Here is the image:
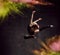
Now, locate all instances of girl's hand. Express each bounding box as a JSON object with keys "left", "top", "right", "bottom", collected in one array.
[{"left": 38, "top": 18, "right": 42, "bottom": 21}]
